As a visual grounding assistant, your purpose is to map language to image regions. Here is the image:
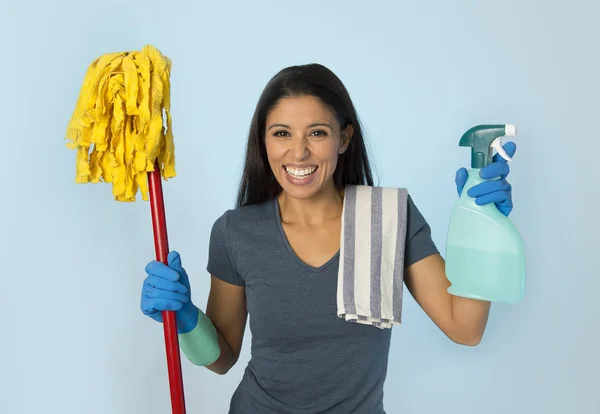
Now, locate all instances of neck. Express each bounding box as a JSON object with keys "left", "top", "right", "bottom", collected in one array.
[{"left": 278, "top": 182, "right": 344, "bottom": 227}]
